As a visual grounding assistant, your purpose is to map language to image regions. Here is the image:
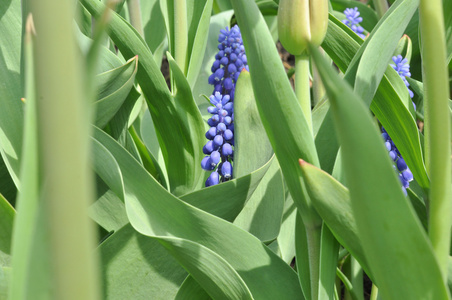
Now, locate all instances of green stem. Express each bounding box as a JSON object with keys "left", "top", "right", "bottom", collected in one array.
[
  {"left": 419, "top": 0, "right": 452, "bottom": 279},
  {"left": 31, "top": 0, "right": 100, "bottom": 299},
  {"left": 306, "top": 224, "right": 322, "bottom": 300},
  {"left": 373, "top": 0, "right": 389, "bottom": 19},
  {"left": 174, "top": 0, "right": 188, "bottom": 75},
  {"left": 127, "top": 0, "right": 144, "bottom": 36},
  {"left": 311, "top": 54, "right": 326, "bottom": 108},
  {"left": 295, "top": 54, "right": 313, "bottom": 134}
]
